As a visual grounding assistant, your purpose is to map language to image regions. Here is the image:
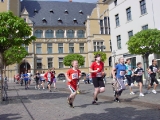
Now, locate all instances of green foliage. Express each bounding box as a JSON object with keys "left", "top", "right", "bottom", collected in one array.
[
  {"left": 4, "top": 46, "right": 28, "bottom": 66},
  {"left": 0, "top": 11, "right": 36, "bottom": 52},
  {"left": 127, "top": 29, "right": 160, "bottom": 56},
  {"left": 94, "top": 51, "right": 107, "bottom": 62},
  {"left": 63, "top": 54, "right": 85, "bottom": 67}
]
